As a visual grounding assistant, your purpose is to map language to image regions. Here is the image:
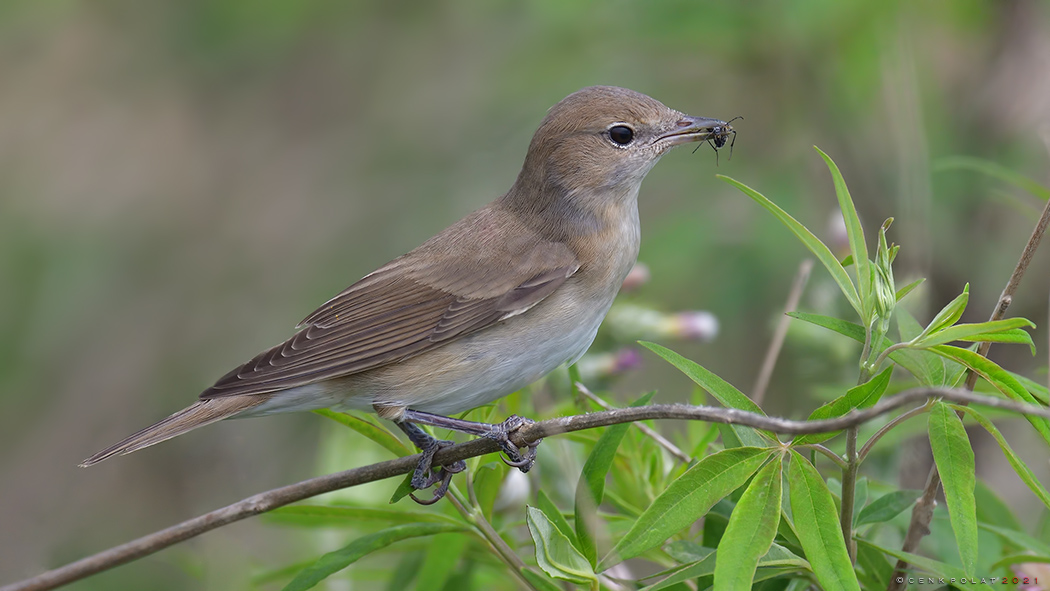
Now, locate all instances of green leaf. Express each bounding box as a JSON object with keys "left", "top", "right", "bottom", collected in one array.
[
  {"left": 313, "top": 409, "right": 411, "bottom": 457},
  {"left": 855, "top": 490, "right": 922, "bottom": 526},
  {"left": 912, "top": 318, "right": 1036, "bottom": 353},
  {"left": 980, "top": 523, "right": 1050, "bottom": 555},
  {"left": 389, "top": 473, "right": 416, "bottom": 504},
  {"left": 936, "top": 156, "right": 1050, "bottom": 202},
  {"left": 856, "top": 542, "right": 893, "bottom": 589},
  {"left": 788, "top": 311, "right": 866, "bottom": 342},
  {"left": 472, "top": 462, "right": 506, "bottom": 521},
  {"left": 794, "top": 366, "right": 892, "bottom": 444},
  {"left": 955, "top": 328, "right": 1038, "bottom": 353},
  {"left": 787, "top": 451, "right": 860, "bottom": 591},
  {"left": 788, "top": 311, "right": 941, "bottom": 384},
  {"left": 412, "top": 533, "right": 467, "bottom": 591},
  {"left": 915, "top": 285, "right": 969, "bottom": 342},
  {"left": 664, "top": 540, "right": 714, "bottom": 564},
  {"left": 266, "top": 504, "right": 461, "bottom": 527},
  {"left": 816, "top": 147, "right": 871, "bottom": 321},
  {"left": 574, "top": 391, "right": 653, "bottom": 566},
  {"left": 718, "top": 175, "right": 861, "bottom": 316},
  {"left": 645, "top": 550, "right": 718, "bottom": 591},
  {"left": 536, "top": 490, "right": 577, "bottom": 545},
  {"left": 519, "top": 568, "right": 566, "bottom": 591},
  {"left": 931, "top": 344, "right": 1050, "bottom": 447},
  {"left": 896, "top": 306, "right": 924, "bottom": 341},
  {"left": 895, "top": 277, "right": 925, "bottom": 302},
  {"left": 989, "top": 554, "right": 1050, "bottom": 573},
  {"left": 713, "top": 455, "right": 783, "bottom": 591},
  {"left": 526, "top": 506, "right": 596, "bottom": 585},
  {"left": 645, "top": 543, "right": 806, "bottom": 591},
  {"left": 640, "top": 341, "right": 773, "bottom": 441},
  {"left": 853, "top": 477, "right": 869, "bottom": 527},
  {"left": 719, "top": 422, "right": 768, "bottom": 449},
  {"left": 953, "top": 405, "right": 1050, "bottom": 511},
  {"left": 928, "top": 402, "right": 978, "bottom": 573},
  {"left": 896, "top": 309, "right": 950, "bottom": 386},
  {"left": 280, "top": 523, "right": 465, "bottom": 591},
  {"left": 975, "top": 480, "right": 1023, "bottom": 531},
  {"left": 599, "top": 447, "right": 773, "bottom": 570},
  {"left": 859, "top": 539, "right": 995, "bottom": 591},
  {"left": 251, "top": 560, "right": 318, "bottom": 587},
  {"left": 1011, "top": 371, "right": 1050, "bottom": 405}
]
